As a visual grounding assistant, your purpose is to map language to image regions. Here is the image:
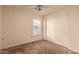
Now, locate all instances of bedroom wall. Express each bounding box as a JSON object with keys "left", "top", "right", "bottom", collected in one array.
[
  {"left": 0, "top": 6, "right": 1, "bottom": 52},
  {"left": 1, "top": 6, "right": 42, "bottom": 49},
  {"left": 44, "top": 6, "right": 79, "bottom": 52},
  {"left": 45, "top": 8, "right": 69, "bottom": 48},
  {"left": 68, "top": 6, "right": 79, "bottom": 52}
]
